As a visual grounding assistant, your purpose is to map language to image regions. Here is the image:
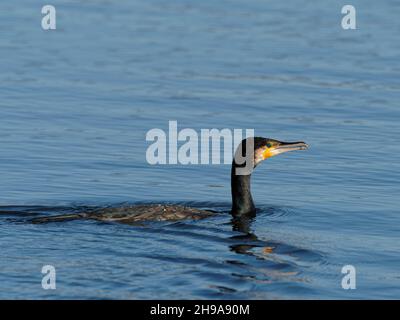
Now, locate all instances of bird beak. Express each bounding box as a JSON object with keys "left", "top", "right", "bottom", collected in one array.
[{"left": 263, "top": 141, "right": 308, "bottom": 159}]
